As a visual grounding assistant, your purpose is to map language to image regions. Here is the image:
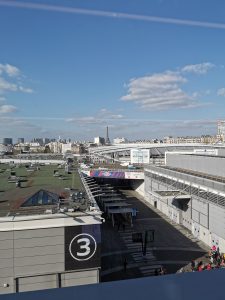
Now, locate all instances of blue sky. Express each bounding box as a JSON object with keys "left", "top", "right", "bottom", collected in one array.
[{"left": 0, "top": 0, "right": 225, "bottom": 141}]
